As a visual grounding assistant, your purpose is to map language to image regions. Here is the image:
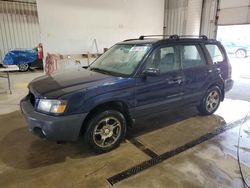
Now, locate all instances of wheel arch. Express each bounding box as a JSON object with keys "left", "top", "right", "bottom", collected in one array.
[
  {"left": 207, "top": 81, "right": 224, "bottom": 101},
  {"left": 236, "top": 48, "right": 247, "bottom": 53},
  {"left": 80, "top": 100, "right": 133, "bottom": 136}
]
